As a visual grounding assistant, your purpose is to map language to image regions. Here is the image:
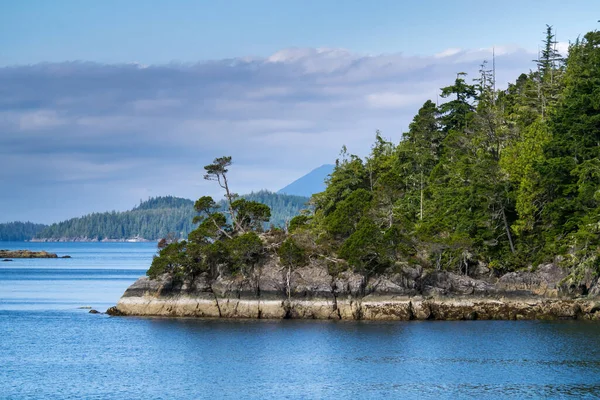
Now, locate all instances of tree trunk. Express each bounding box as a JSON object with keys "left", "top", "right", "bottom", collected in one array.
[
  {"left": 221, "top": 174, "right": 244, "bottom": 233},
  {"left": 501, "top": 206, "right": 516, "bottom": 254},
  {"left": 420, "top": 170, "right": 424, "bottom": 221},
  {"left": 286, "top": 266, "right": 292, "bottom": 300}
]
